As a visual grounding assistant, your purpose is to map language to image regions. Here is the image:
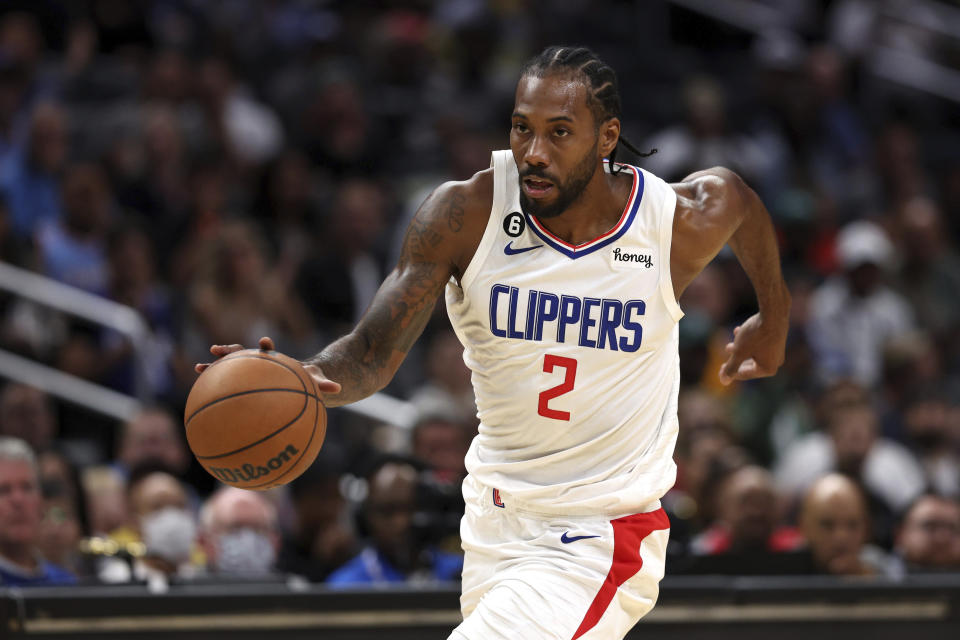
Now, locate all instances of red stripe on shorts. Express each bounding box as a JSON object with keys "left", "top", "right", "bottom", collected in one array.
[{"left": 570, "top": 508, "right": 670, "bottom": 640}]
